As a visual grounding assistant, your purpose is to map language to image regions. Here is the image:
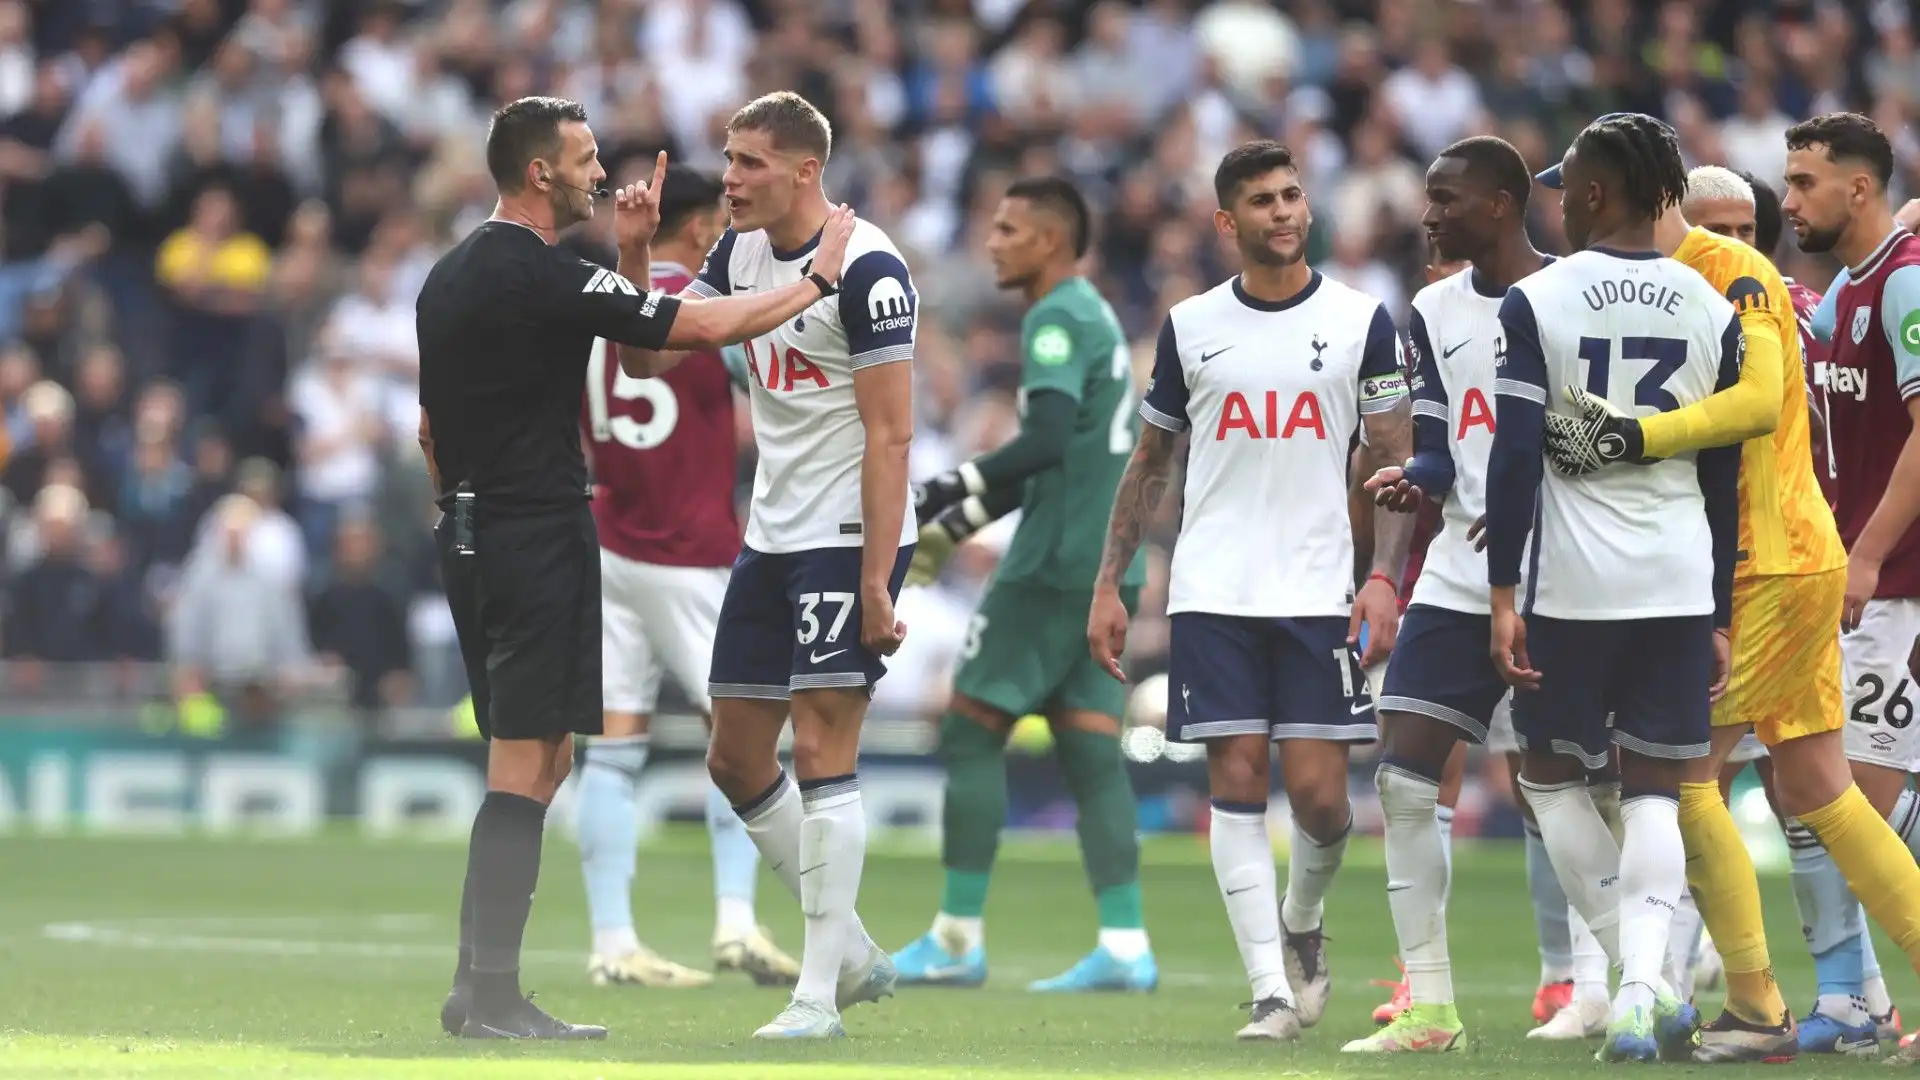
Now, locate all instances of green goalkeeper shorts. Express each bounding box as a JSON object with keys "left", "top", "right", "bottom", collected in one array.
[{"left": 951, "top": 582, "right": 1138, "bottom": 721}]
